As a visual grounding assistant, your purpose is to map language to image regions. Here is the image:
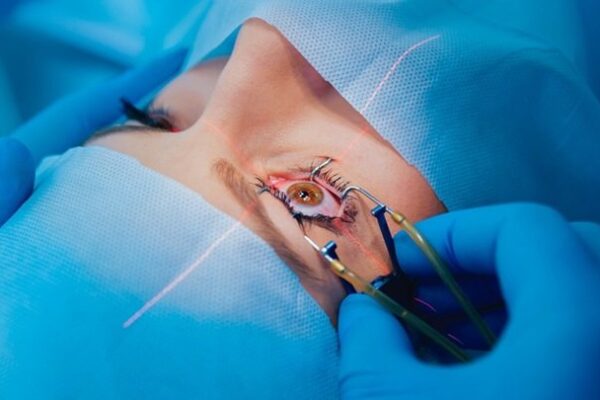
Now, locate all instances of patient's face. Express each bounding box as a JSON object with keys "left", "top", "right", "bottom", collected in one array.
[{"left": 88, "top": 19, "right": 445, "bottom": 321}]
